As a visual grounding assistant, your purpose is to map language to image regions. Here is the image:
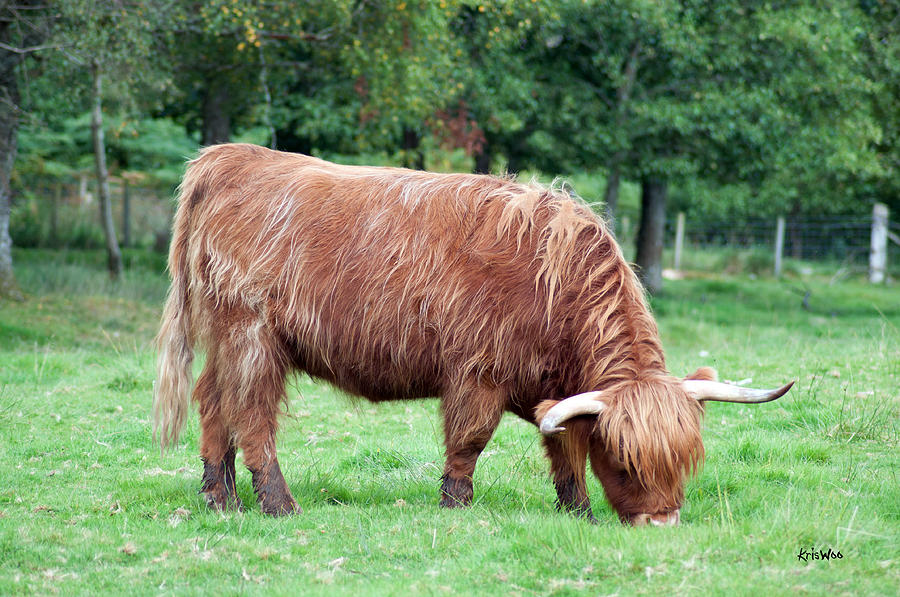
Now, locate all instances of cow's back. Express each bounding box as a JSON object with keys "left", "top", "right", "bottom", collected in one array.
[{"left": 183, "top": 144, "right": 609, "bottom": 401}]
